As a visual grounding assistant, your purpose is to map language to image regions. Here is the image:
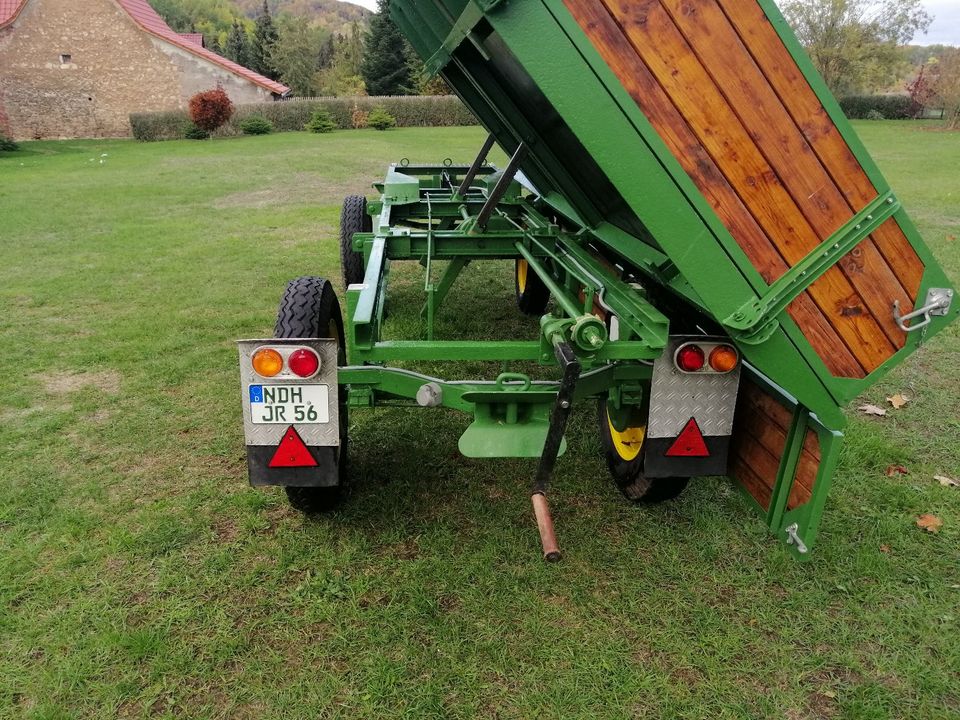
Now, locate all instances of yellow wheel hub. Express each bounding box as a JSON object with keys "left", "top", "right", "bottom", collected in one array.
[
  {"left": 517, "top": 259, "right": 529, "bottom": 294},
  {"left": 606, "top": 408, "right": 646, "bottom": 462}
]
